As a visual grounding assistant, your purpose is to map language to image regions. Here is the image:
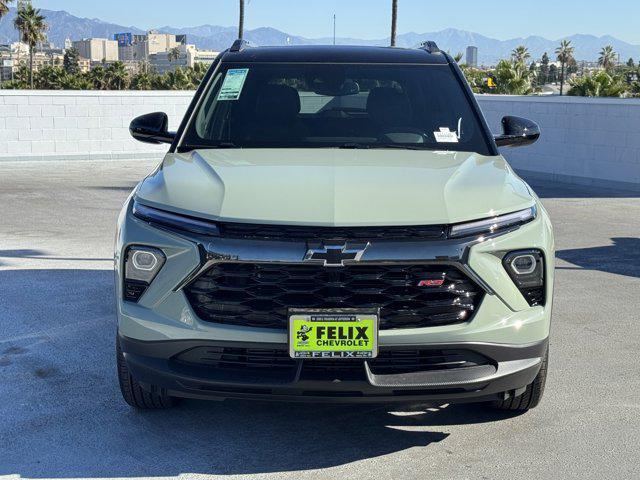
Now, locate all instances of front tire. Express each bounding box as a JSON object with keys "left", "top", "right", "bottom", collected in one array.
[
  {"left": 494, "top": 350, "right": 548, "bottom": 412},
  {"left": 116, "top": 338, "right": 177, "bottom": 409}
]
